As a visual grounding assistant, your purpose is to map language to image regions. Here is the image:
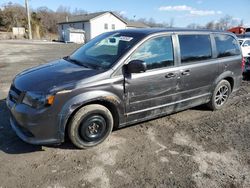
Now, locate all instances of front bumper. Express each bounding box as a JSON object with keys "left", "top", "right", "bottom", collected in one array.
[
  {"left": 10, "top": 115, "right": 60, "bottom": 145},
  {"left": 6, "top": 96, "right": 62, "bottom": 145}
]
